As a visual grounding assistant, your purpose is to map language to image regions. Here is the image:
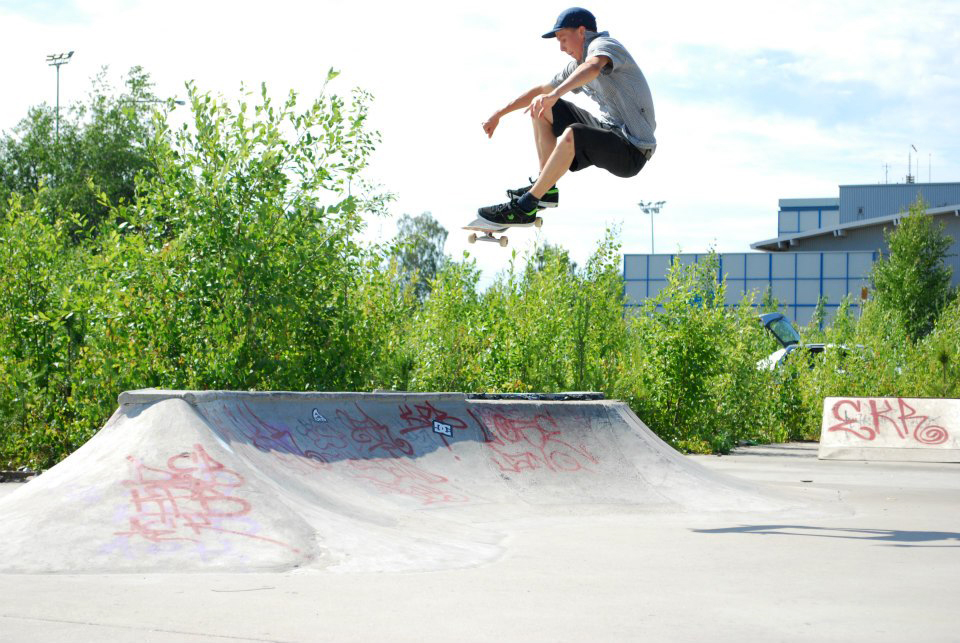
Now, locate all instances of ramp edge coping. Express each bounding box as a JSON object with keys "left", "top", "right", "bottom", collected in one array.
[
  {"left": 117, "top": 390, "right": 606, "bottom": 406},
  {"left": 118, "top": 389, "right": 470, "bottom": 406}
]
